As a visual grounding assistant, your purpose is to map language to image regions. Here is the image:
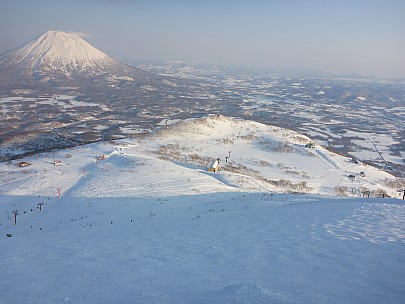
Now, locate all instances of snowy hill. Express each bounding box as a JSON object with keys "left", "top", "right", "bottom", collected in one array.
[
  {"left": 1, "top": 116, "right": 404, "bottom": 303},
  {"left": 1, "top": 115, "right": 400, "bottom": 199},
  {"left": 139, "top": 115, "right": 399, "bottom": 198}
]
